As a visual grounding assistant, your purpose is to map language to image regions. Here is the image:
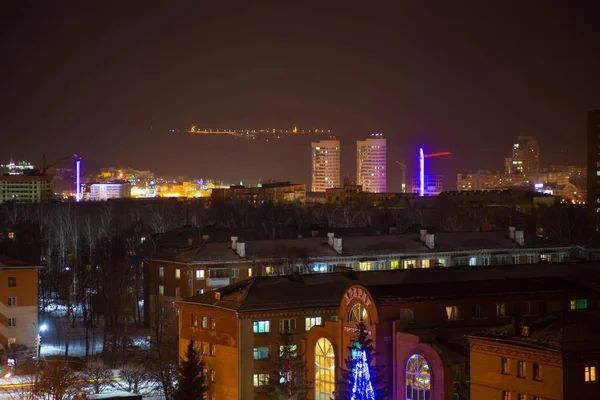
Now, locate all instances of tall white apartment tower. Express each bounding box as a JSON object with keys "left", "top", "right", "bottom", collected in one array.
[
  {"left": 357, "top": 134, "right": 387, "bottom": 193},
  {"left": 311, "top": 139, "right": 341, "bottom": 192}
]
